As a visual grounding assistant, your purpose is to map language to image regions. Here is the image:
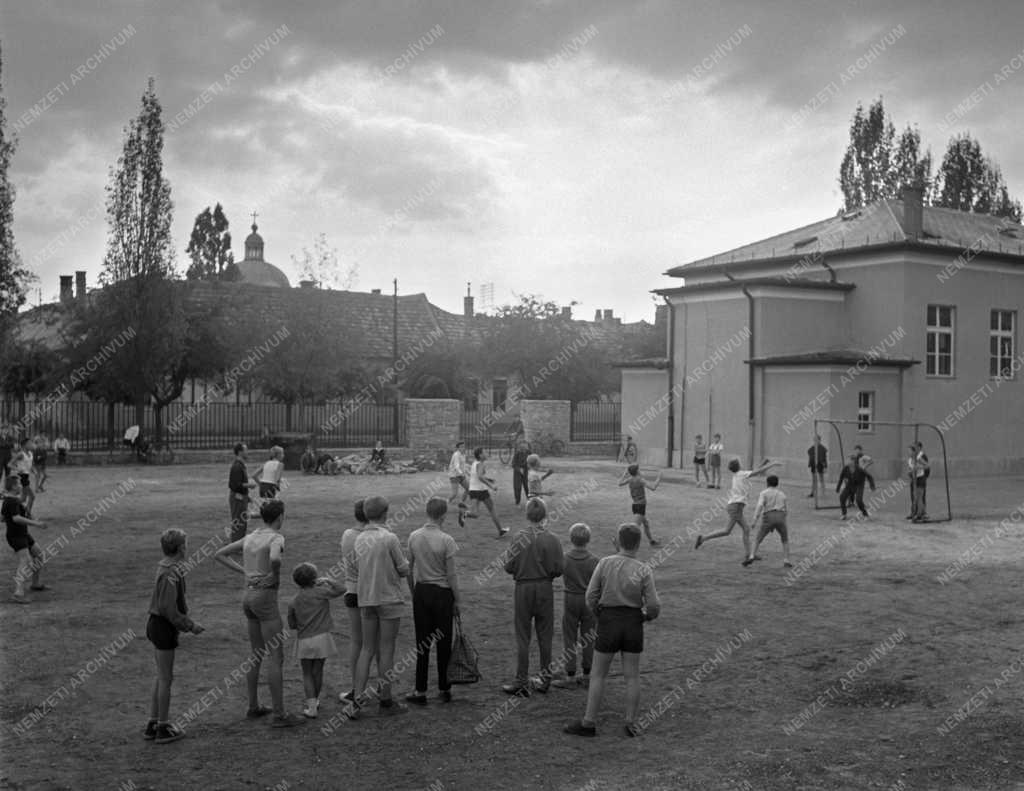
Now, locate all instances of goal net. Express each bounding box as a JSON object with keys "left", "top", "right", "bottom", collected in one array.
[{"left": 811, "top": 419, "right": 951, "bottom": 522}]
